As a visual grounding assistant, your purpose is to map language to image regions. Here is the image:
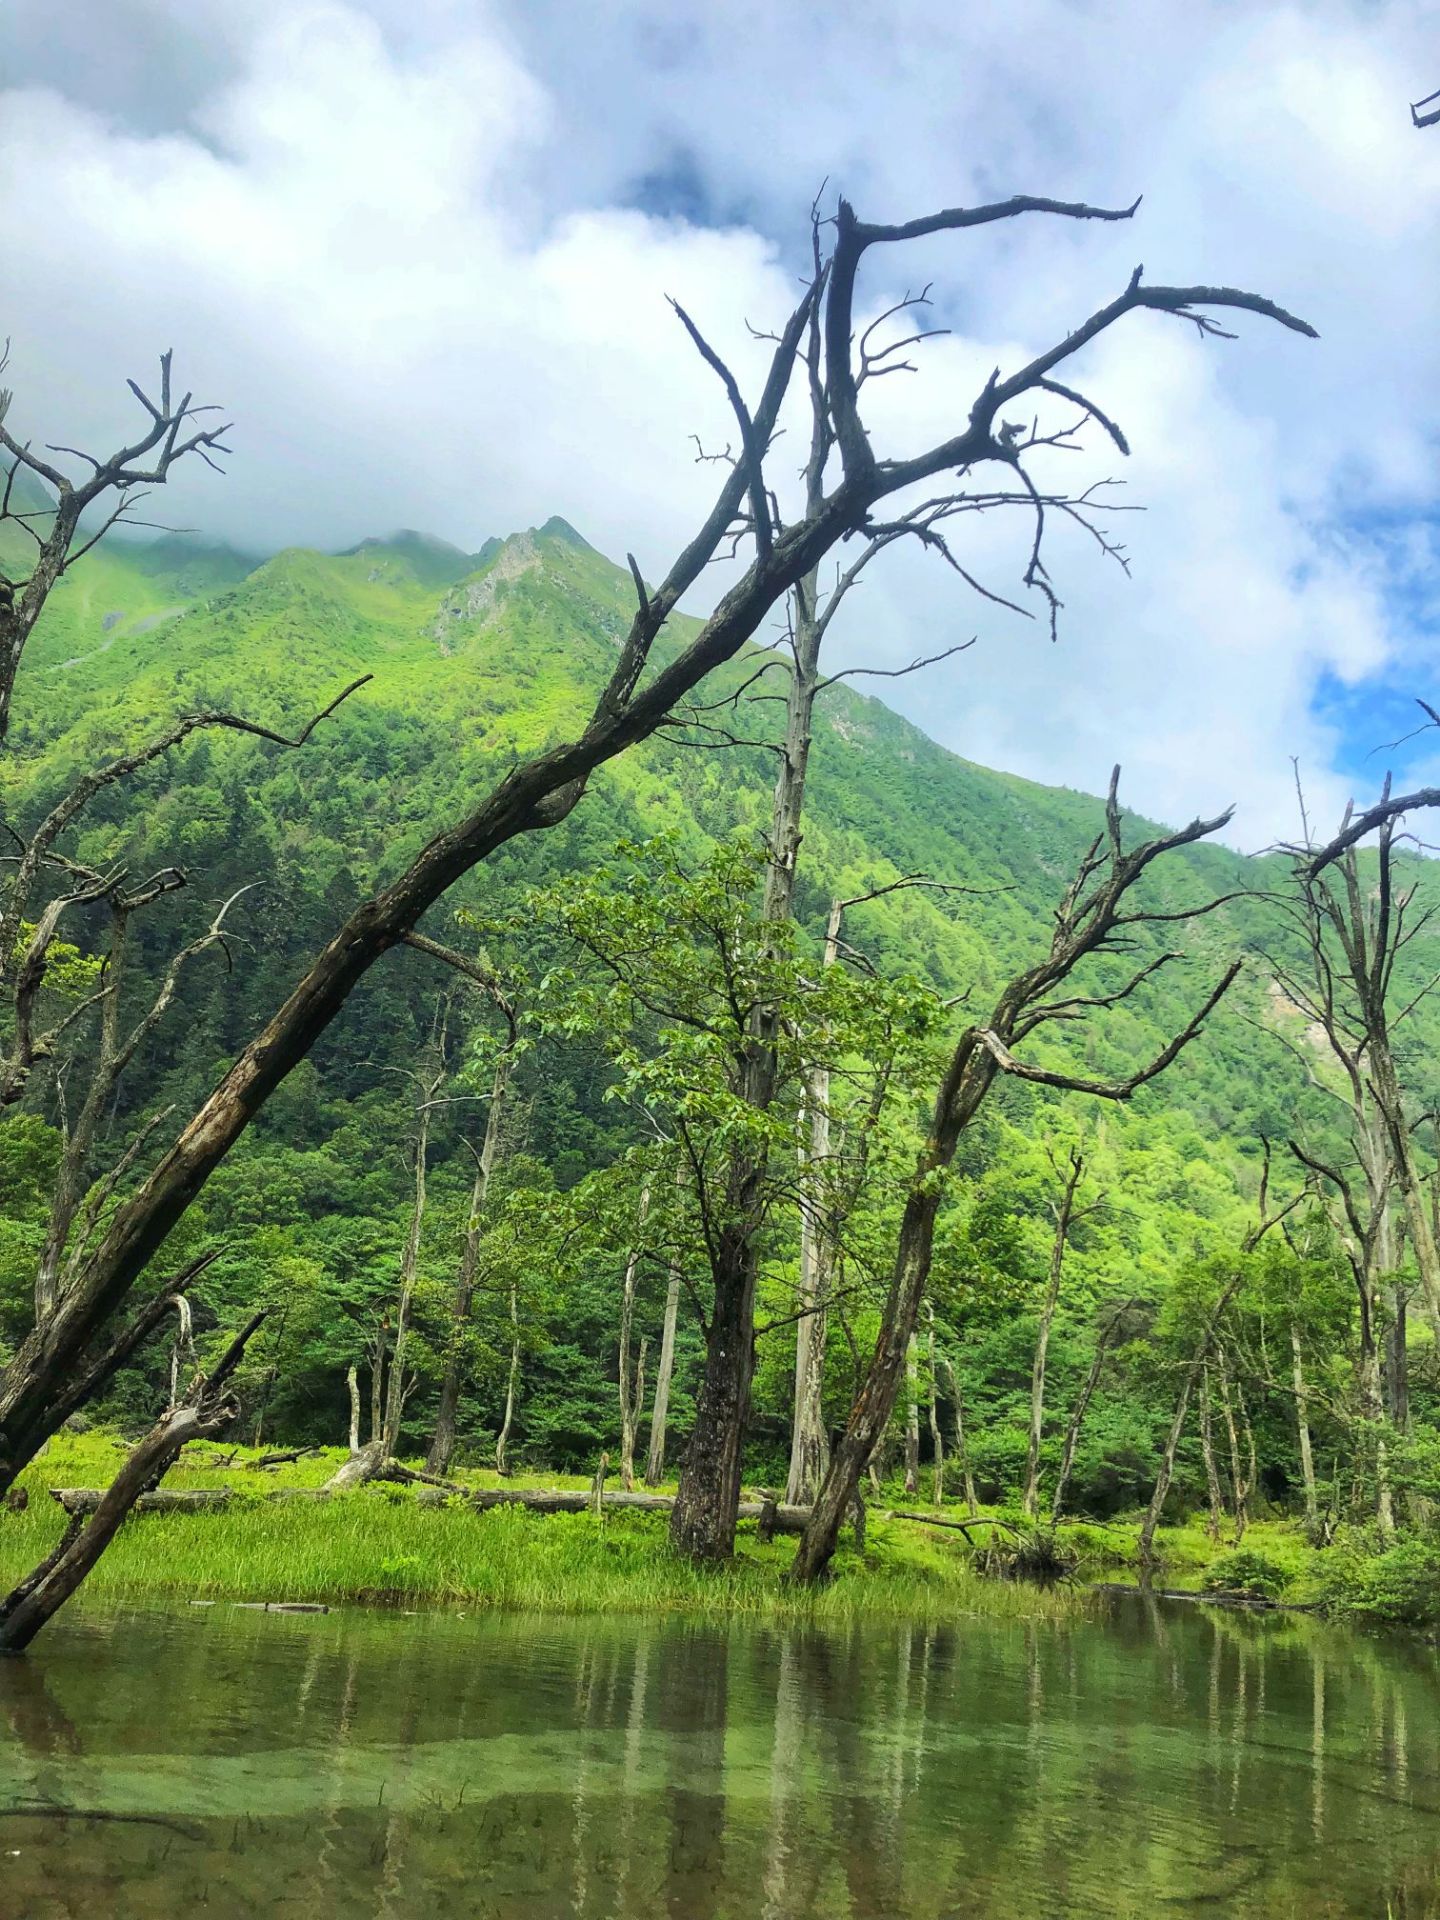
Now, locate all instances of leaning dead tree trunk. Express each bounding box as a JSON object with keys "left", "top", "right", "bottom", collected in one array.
[
  {"left": 617, "top": 1187, "right": 652, "bottom": 1491},
  {"left": 1050, "top": 1302, "right": 1127, "bottom": 1524},
  {"left": 346, "top": 1364, "right": 361, "bottom": 1455},
  {"left": 1022, "top": 1148, "right": 1090, "bottom": 1517},
  {"left": 1135, "top": 1181, "right": 1295, "bottom": 1569},
  {"left": 0, "top": 202, "right": 1310, "bottom": 1501},
  {"left": 0, "top": 1310, "right": 265, "bottom": 1653},
  {"left": 938, "top": 1355, "right": 980, "bottom": 1518},
  {"left": 791, "top": 772, "right": 1246, "bottom": 1584}
]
